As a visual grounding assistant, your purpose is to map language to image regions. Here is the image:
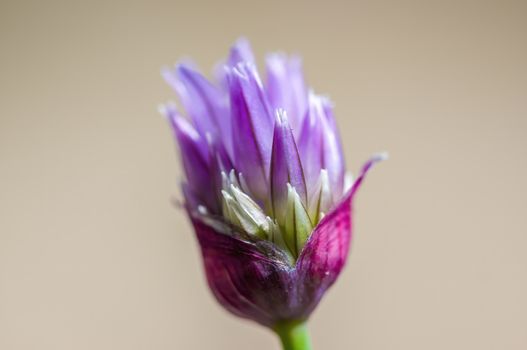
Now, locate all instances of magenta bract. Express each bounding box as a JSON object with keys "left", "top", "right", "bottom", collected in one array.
[{"left": 192, "top": 157, "right": 381, "bottom": 327}]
